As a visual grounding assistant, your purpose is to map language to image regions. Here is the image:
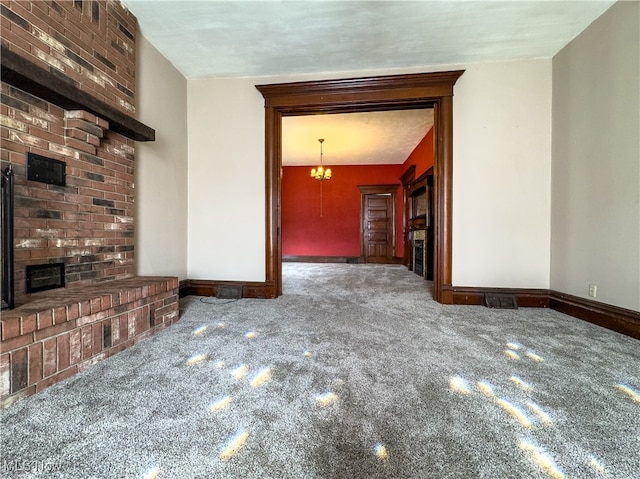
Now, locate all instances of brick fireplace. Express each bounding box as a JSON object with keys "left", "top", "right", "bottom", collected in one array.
[
  {"left": 1, "top": 1, "right": 179, "bottom": 407},
  {"left": 2, "top": 103, "right": 137, "bottom": 304}
]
